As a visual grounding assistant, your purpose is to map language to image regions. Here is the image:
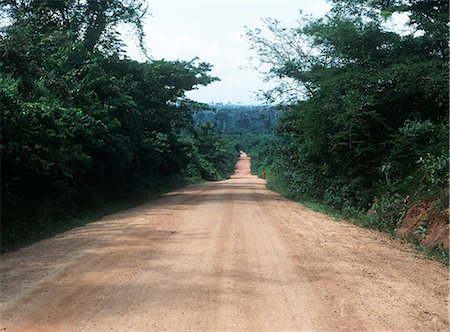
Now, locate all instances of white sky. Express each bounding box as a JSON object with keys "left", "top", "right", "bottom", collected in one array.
[
  {"left": 125, "top": 1, "right": 409, "bottom": 104},
  {"left": 125, "top": 0, "right": 332, "bottom": 104}
]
